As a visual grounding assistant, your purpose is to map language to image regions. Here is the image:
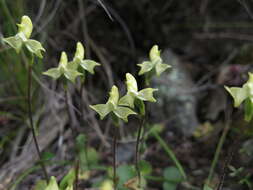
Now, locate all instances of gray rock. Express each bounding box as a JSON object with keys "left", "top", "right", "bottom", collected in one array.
[{"left": 151, "top": 49, "right": 199, "bottom": 136}]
